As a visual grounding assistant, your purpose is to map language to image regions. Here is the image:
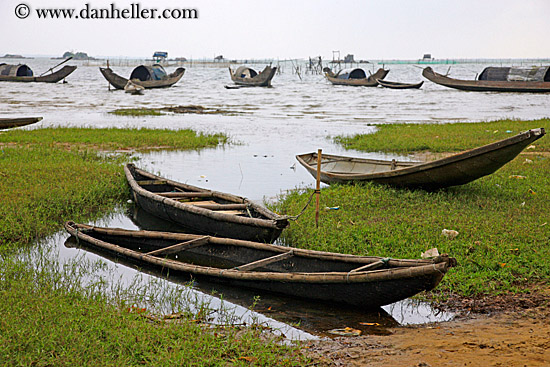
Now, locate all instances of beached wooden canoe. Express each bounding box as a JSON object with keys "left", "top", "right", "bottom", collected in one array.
[
  {"left": 323, "top": 67, "right": 389, "bottom": 86},
  {"left": 422, "top": 66, "right": 550, "bottom": 93},
  {"left": 377, "top": 79, "right": 423, "bottom": 89},
  {"left": 65, "top": 221, "right": 457, "bottom": 308},
  {"left": 100, "top": 64, "right": 185, "bottom": 90},
  {"left": 228, "top": 66, "right": 277, "bottom": 87},
  {"left": 0, "top": 117, "right": 42, "bottom": 130},
  {"left": 0, "top": 64, "right": 76, "bottom": 83},
  {"left": 296, "top": 128, "right": 545, "bottom": 190},
  {"left": 125, "top": 164, "right": 288, "bottom": 243}
]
